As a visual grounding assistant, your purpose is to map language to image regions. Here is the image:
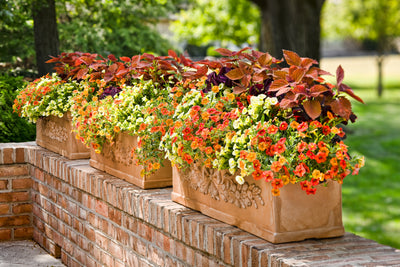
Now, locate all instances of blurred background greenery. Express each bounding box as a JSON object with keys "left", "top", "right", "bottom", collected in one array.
[{"left": 0, "top": 0, "right": 399, "bottom": 248}]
